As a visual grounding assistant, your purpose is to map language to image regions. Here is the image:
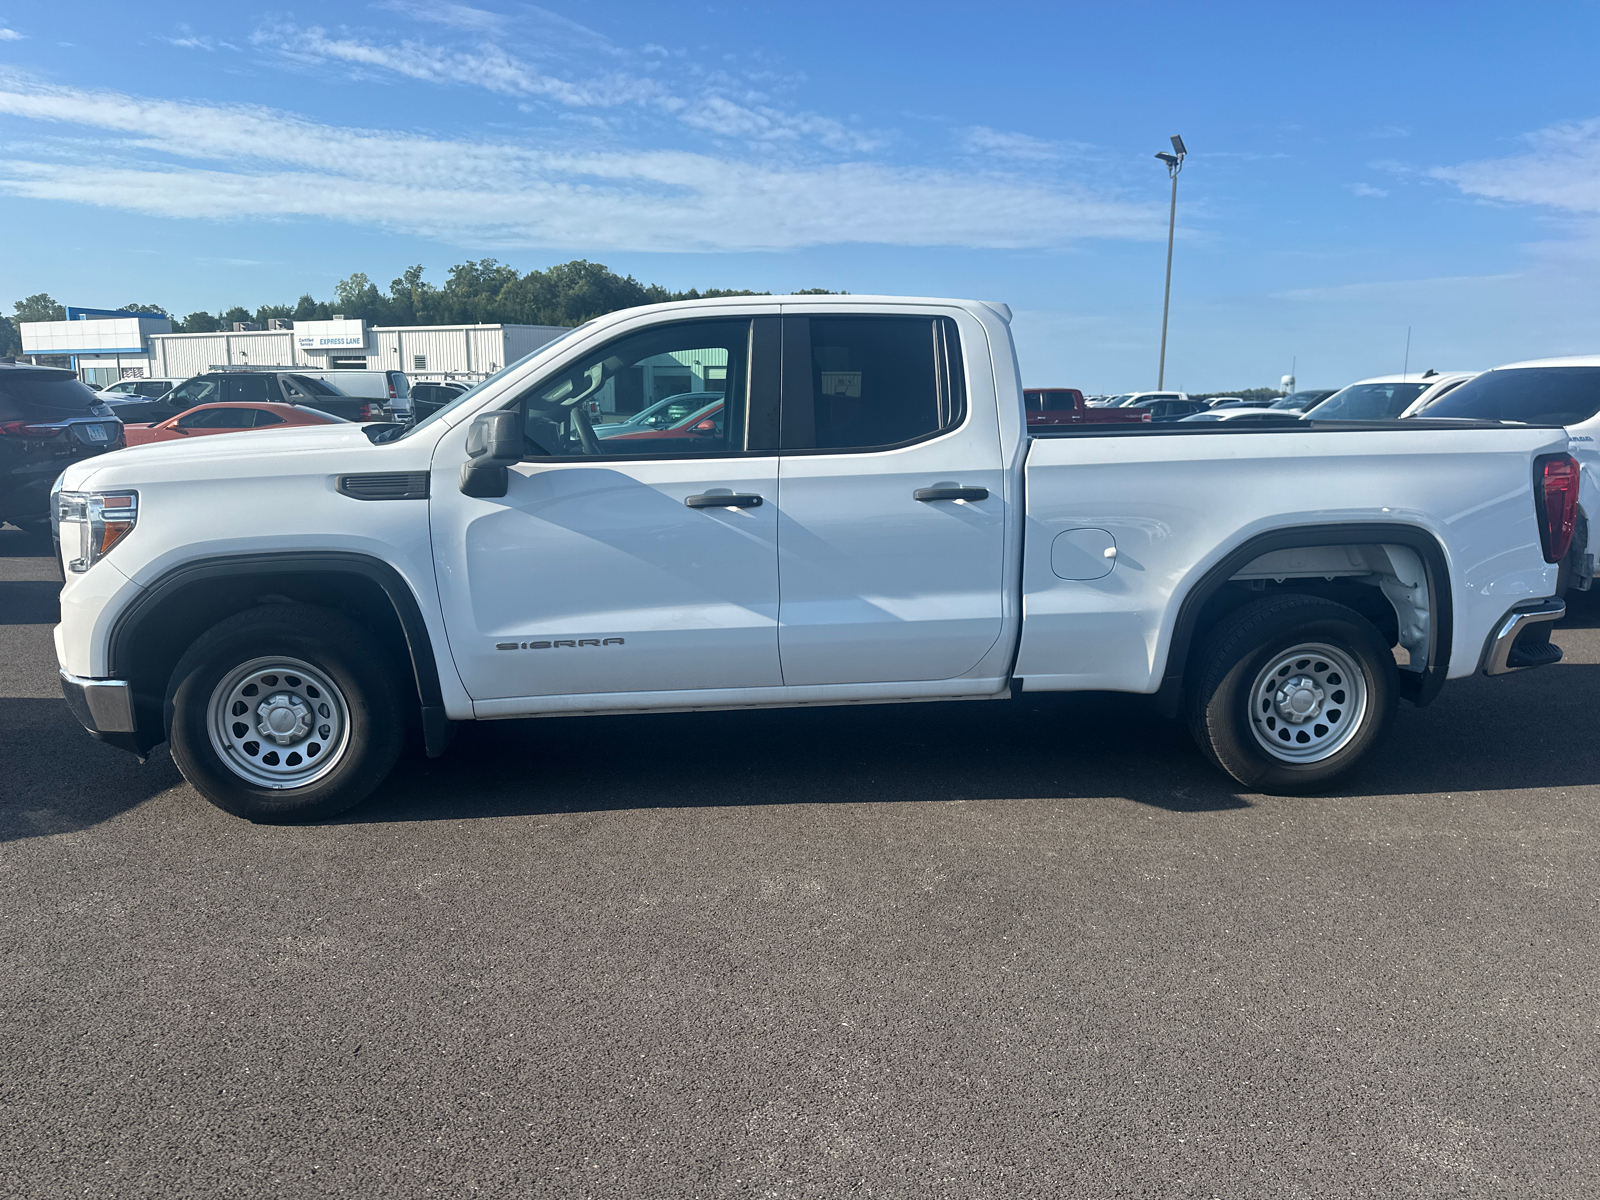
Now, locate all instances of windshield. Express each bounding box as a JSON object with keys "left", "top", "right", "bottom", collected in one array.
[
  {"left": 1309, "top": 382, "right": 1429, "bottom": 421},
  {"left": 1417, "top": 367, "right": 1600, "bottom": 426},
  {"left": 1272, "top": 391, "right": 1326, "bottom": 410},
  {"left": 387, "top": 322, "right": 596, "bottom": 442}
]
